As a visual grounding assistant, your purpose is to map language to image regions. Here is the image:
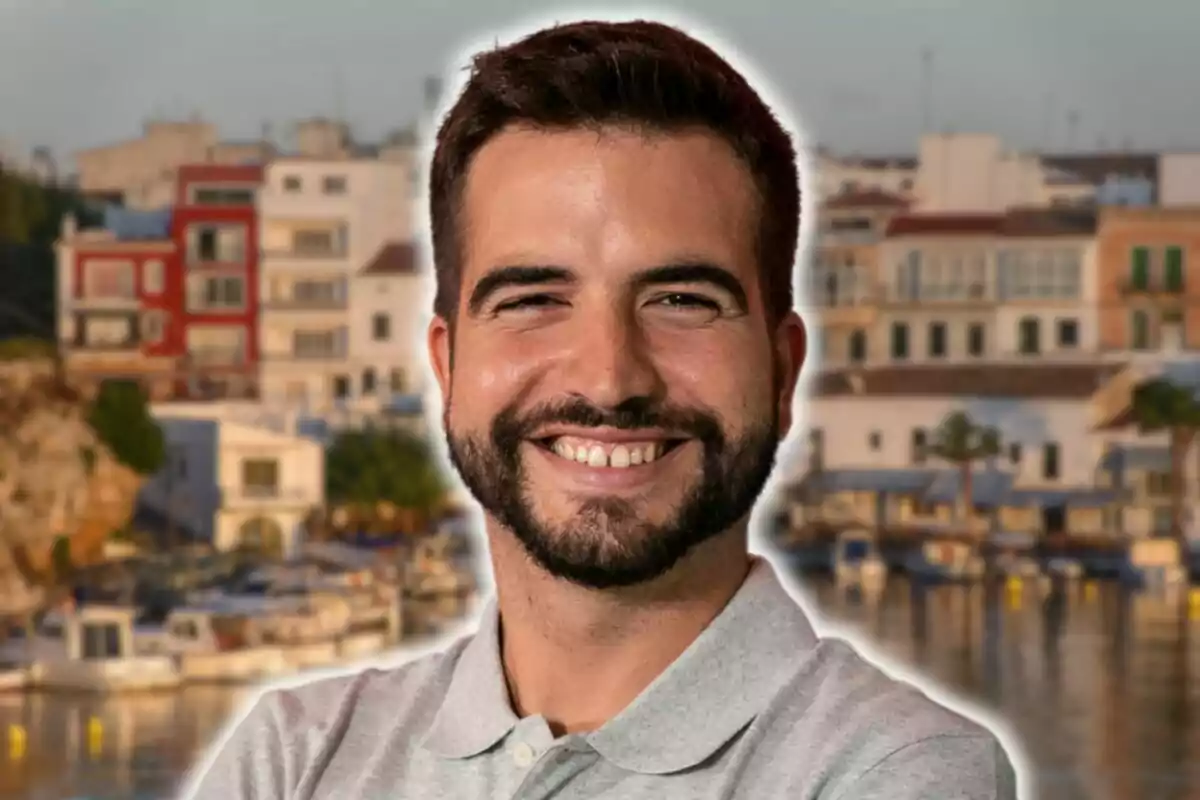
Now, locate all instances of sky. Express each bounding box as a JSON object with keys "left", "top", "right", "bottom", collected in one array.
[{"left": 0, "top": 0, "right": 1197, "bottom": 169}]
